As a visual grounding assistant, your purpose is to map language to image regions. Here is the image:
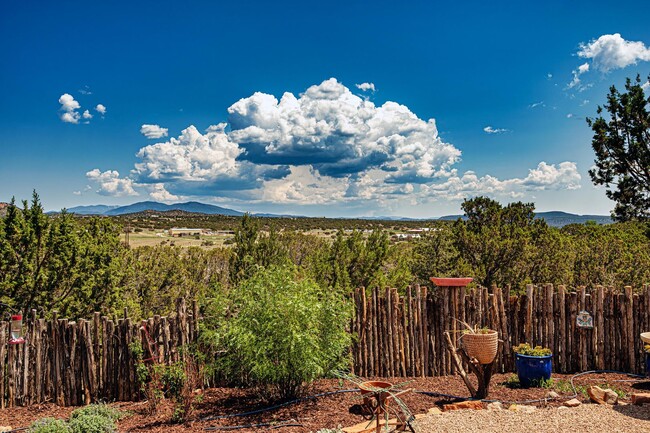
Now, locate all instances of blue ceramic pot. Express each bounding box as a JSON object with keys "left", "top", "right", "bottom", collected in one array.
[{"left": 515, "top": 353, "right": 552, "bottom": 387}]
